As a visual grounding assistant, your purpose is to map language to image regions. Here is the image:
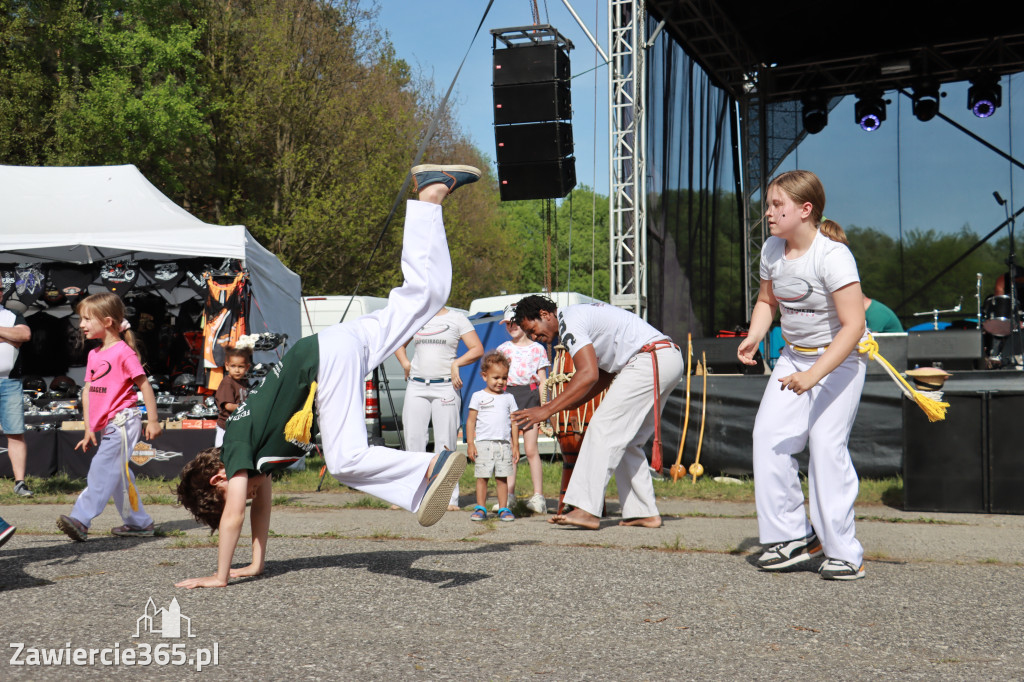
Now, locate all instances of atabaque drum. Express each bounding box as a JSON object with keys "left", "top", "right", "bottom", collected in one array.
[
  {"left": 543, "top": 344, "right": 606, "bottom": 454},
  {"left": 542, "top": 344, "right": 608, "bottom": 515},
  {"left": 982, "top": 294, "right": 1020, "bottom": 337}
]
